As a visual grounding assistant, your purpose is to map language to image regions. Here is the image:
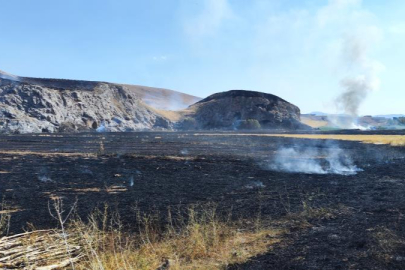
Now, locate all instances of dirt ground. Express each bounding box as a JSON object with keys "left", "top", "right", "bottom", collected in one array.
[{"left": 1, "top": 131, "right": 405, "bottom": 269}]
